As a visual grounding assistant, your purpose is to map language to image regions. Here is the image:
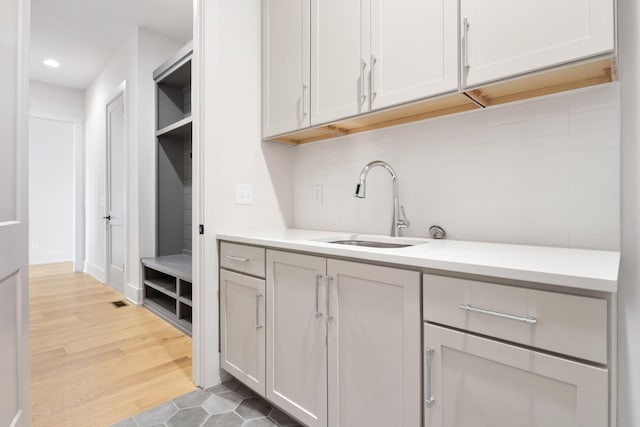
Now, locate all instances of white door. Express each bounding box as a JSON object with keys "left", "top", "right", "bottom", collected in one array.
[
  {"left": 266, "top": 250, "right": 327, "bottom": 427},
  {"left": 327, "top": 260, "right": 421, "bottom": 427},
  {"left": 262, "top": 0, "right": 311, "bottom": 137},
  {"left": 369, "top": 0, "right": 458, "bottom": 110},
  {"left": 106, "top": 92, "right": 125, "bottom": 294},
  {"left": 424, "top": 323, "right": 608, "bottom": 427},
  {"left": 461, "top": 0, "right": 614, "bottom": 88},
  {"left": 0, "top": 0, "right": 29, "bottom": 425},
  {"left": 311, "top": 0, "right": 366, "bottom": 125},
  {"left": 220, "top": 269, "right": 266, "bottom": 395}
]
